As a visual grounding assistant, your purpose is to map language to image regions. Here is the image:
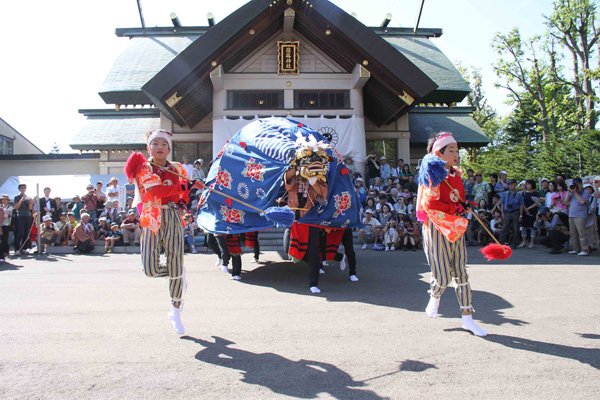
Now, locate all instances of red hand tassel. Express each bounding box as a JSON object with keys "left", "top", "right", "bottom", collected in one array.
[
  {"left": 125, "top": 152, "right": 148, "bottom": 180},
  {"left": 479, "top": 243, "right": 513, "bottom": 261}
]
